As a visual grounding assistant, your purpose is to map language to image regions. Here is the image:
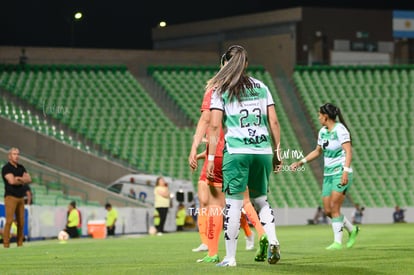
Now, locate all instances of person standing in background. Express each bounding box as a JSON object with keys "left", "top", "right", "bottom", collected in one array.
[
  {"left": 65, "top": 201, "right": 80, "bottom": 238},
  {"left": 393, "top": 206, "right": 406, "bottom": 223},
  {"left": 154, "top": 177, "right": 170, "bottom": 235},
  {"left": 105, "top": 203, "right": 118, "bottom": 236},
  {"left": 2, "top": 147, "right": 32, "bottom": 248},
  {"left": 351, "top": 204, "right": 364, "bottom": 225},
  {"left": 176, "top": 203, "right": 186, "bottom": 231}
]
